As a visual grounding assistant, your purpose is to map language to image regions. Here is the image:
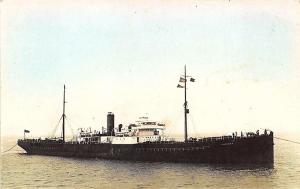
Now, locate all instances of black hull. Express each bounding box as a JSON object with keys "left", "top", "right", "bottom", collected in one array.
[{"left": 18, "top": 135, "right": 274, "bottom": 164}]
